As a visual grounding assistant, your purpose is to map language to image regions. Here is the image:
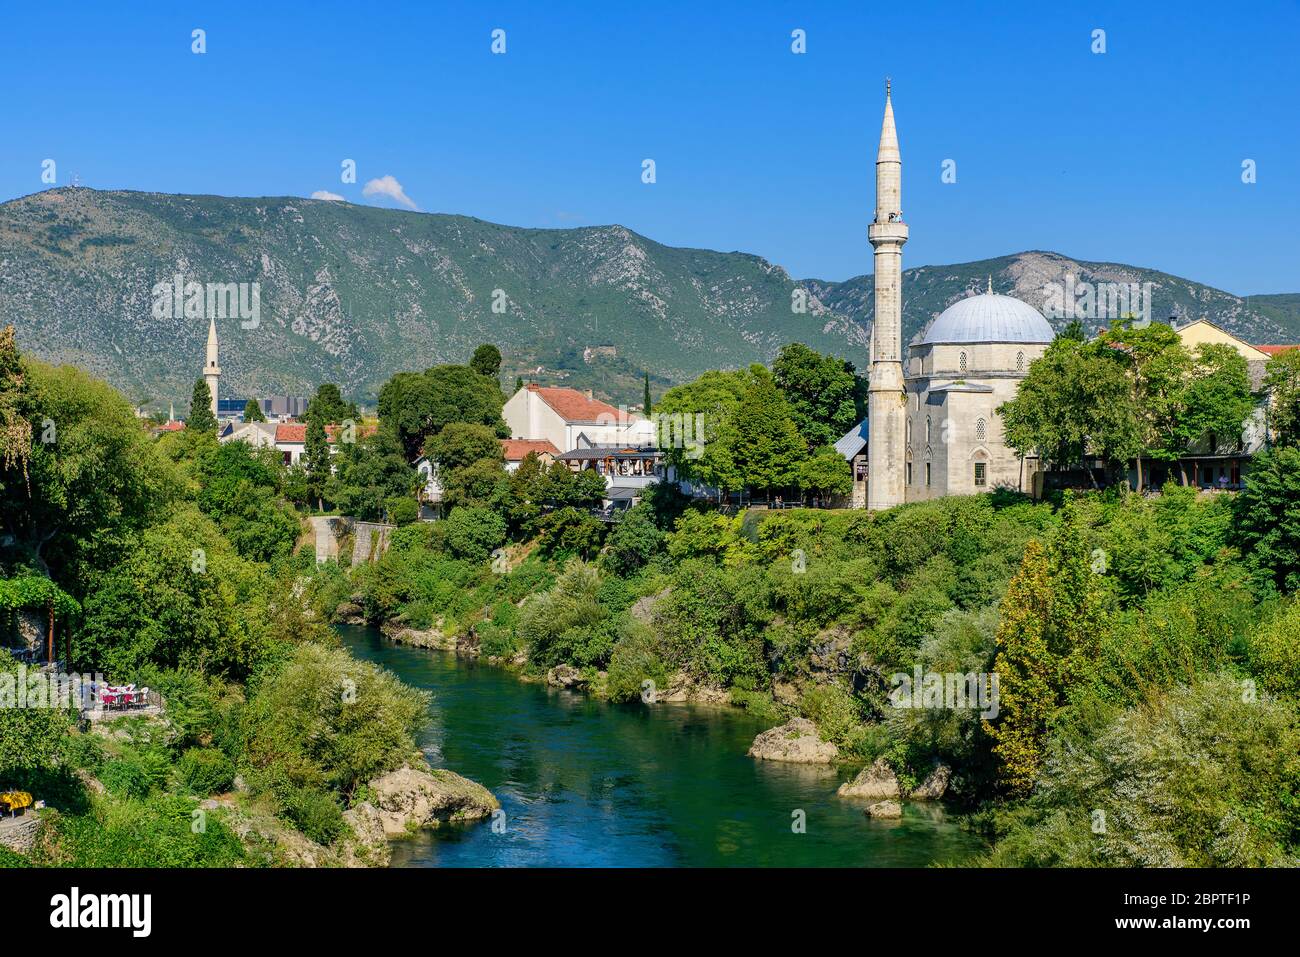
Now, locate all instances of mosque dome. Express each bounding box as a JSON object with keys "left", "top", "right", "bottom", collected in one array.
[{"left": 918, "top": 292, "right": 1054, "bottom": 345}]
